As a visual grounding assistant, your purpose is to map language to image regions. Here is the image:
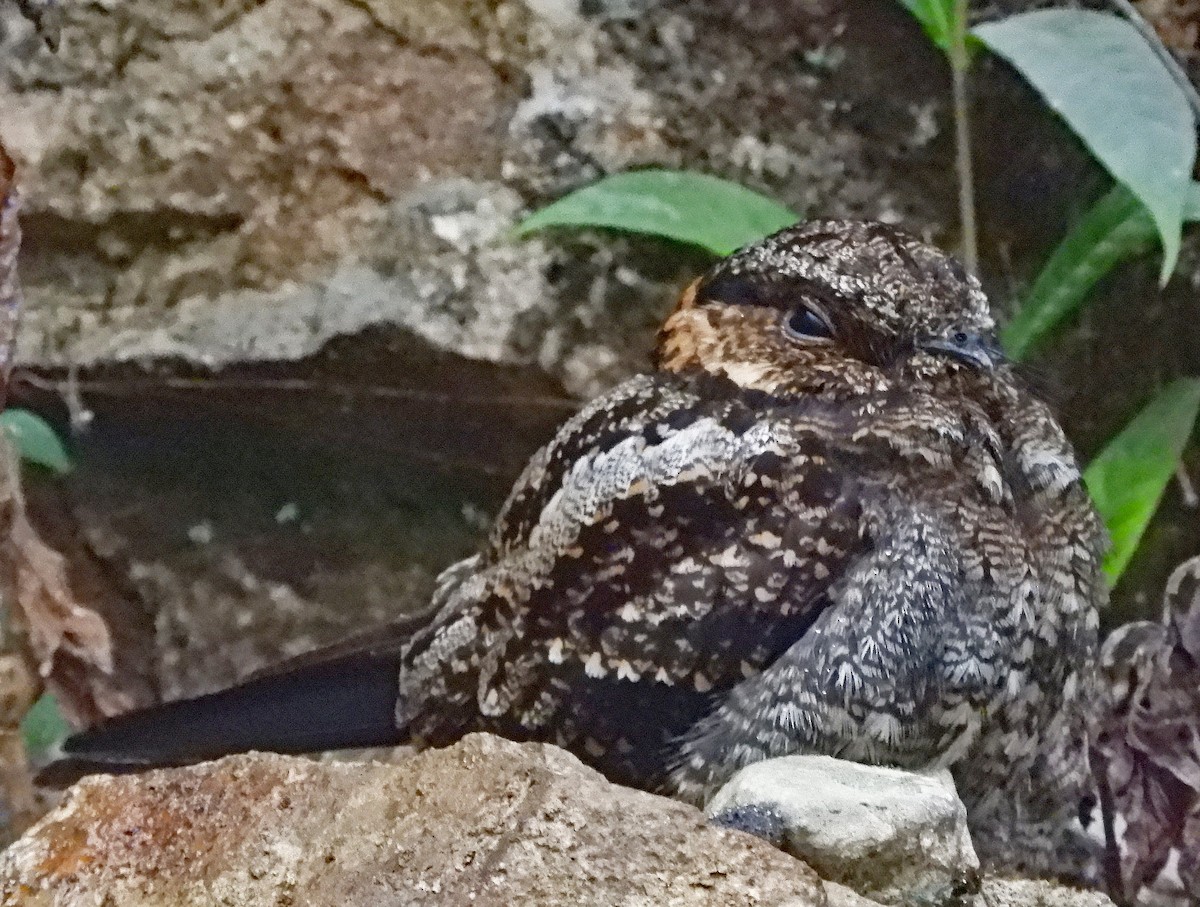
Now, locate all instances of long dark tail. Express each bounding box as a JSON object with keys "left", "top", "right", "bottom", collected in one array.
[{"left": 37, "top": 619, "right": 421, "bottom": 787}]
